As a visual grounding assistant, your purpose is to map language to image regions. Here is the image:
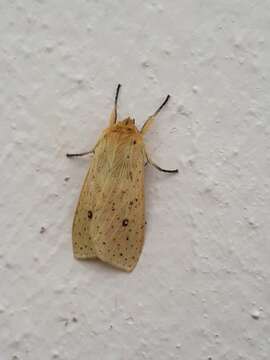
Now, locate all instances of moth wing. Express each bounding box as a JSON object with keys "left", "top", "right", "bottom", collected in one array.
[
  {"left": 72, "top": 130, "right": 145, "bottom": 272},
  {"left": 91, "top": 134, "right": 145, "bottom": 272},
  {"left": 72, "top": 165, "right": 97, "bottom": 259},
  {"left": 94, "top": 179, "right": 144, "bottom": 272},
  {"left": 72, "top": 133, "right": 112, "bottom": 259}
]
